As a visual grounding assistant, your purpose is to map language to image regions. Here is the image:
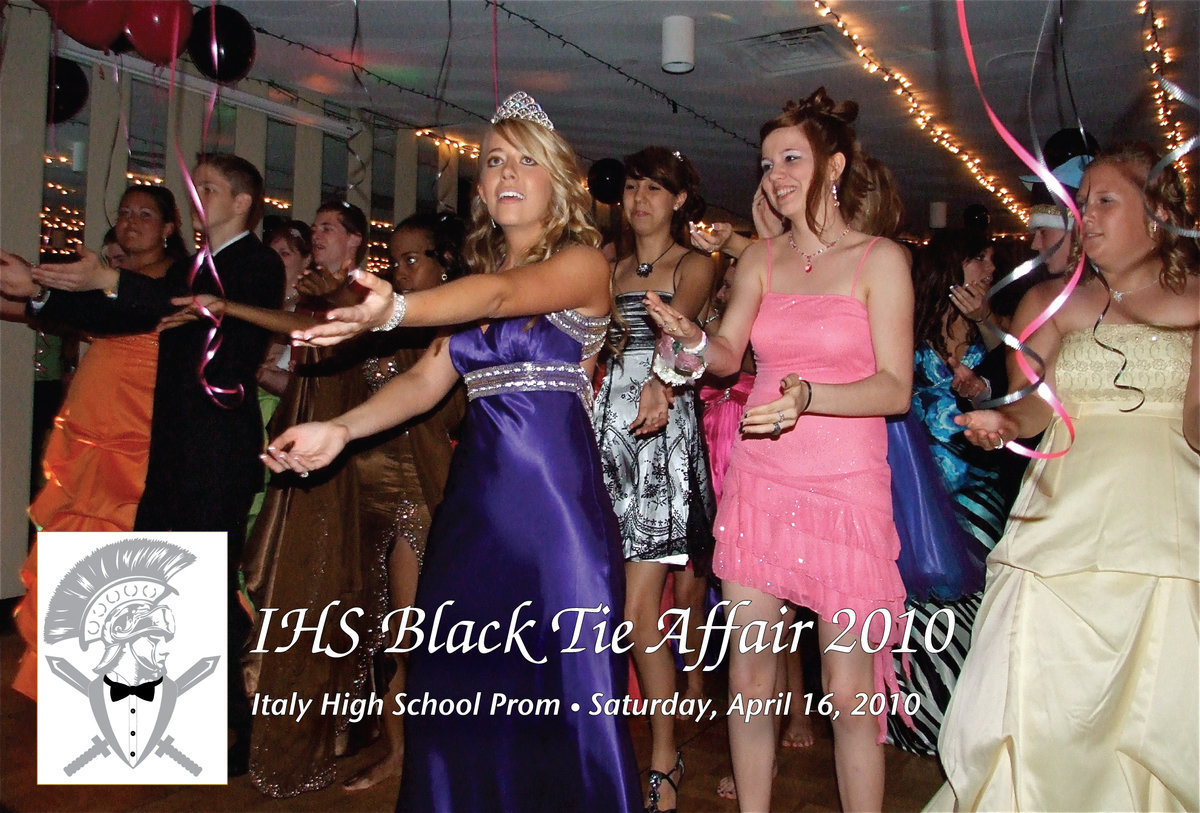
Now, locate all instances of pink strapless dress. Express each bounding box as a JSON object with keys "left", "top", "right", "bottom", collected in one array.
[{"left": 712, "top": 290, "right": 908, "bottom": 738}]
